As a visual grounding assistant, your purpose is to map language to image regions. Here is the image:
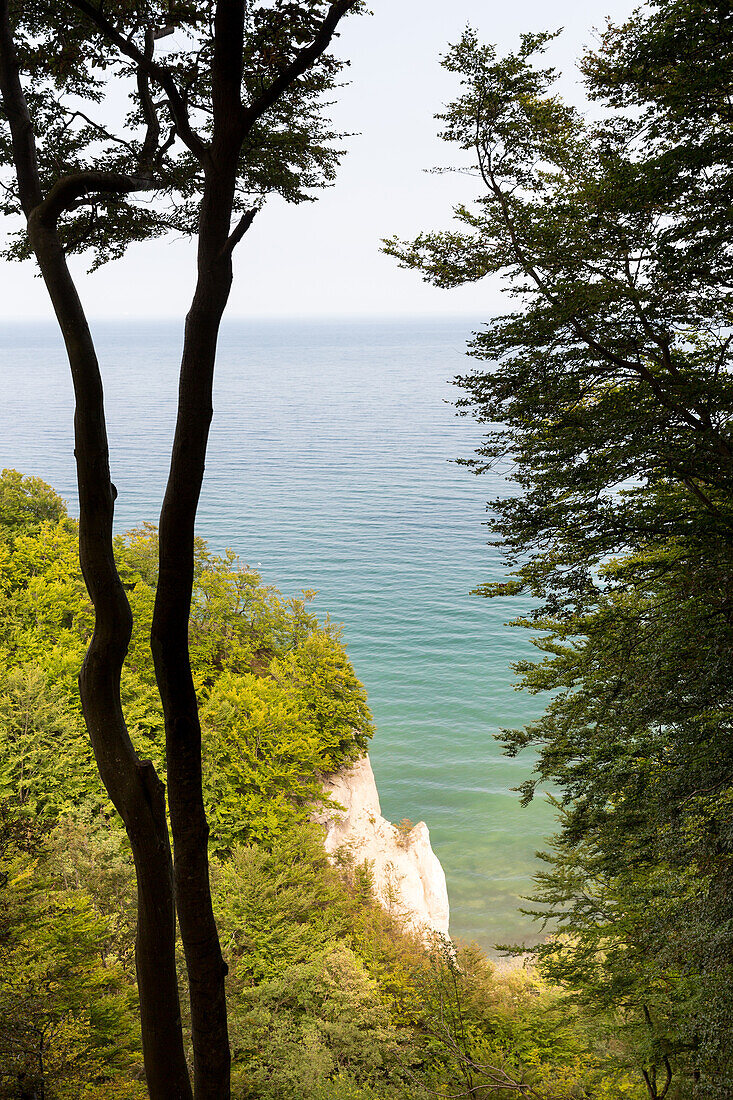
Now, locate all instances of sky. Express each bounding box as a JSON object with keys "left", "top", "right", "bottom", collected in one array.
[{"left": 0, "top": 0, "right": 638, "bottom": 322}]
